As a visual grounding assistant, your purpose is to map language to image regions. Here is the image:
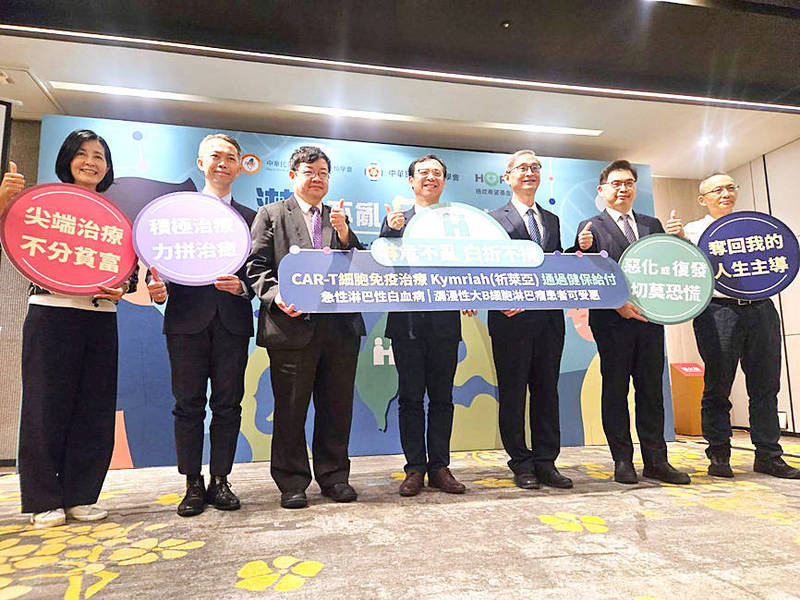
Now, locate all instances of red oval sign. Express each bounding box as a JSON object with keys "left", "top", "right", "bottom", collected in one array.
[{"left": 0, "top": 183, "right": 137, "bottom": 295}]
